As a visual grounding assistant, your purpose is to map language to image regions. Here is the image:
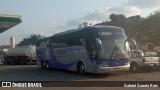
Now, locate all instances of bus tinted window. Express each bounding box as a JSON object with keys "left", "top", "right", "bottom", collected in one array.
[
  {"left": 50, "top": 29, "right": 84, "bottom": 48},
  {"left": 85, "top": 29, "right": 96, "bottom": 57}
]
